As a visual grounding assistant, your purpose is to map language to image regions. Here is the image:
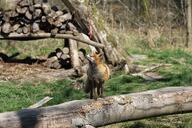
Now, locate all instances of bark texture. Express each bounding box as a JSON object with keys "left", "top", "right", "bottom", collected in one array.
[
  {"left": 69, "top": 39, "right": 80, "bottom": 68},
  {"left": 0, "top": 87, "right": 192, "bottom": 128},
  {"left": 0, "top": 33, "right": 104, "bottom": 48},
  {"left": 61, "top": 0, "right": 123, "bottom": 65}
]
